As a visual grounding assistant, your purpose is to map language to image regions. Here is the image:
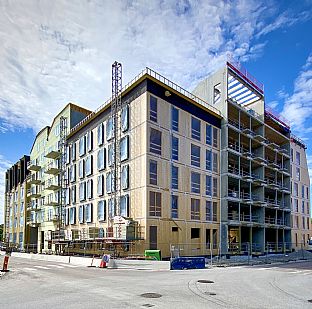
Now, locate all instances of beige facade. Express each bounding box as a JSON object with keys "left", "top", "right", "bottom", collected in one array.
[{"left": 290, "top": 136, "right": 311, "bottom": 249}]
